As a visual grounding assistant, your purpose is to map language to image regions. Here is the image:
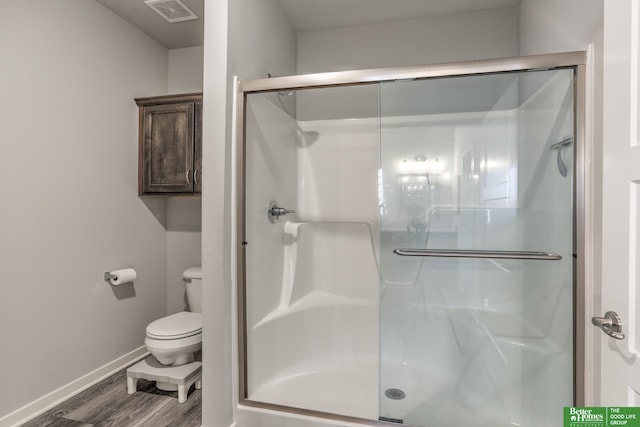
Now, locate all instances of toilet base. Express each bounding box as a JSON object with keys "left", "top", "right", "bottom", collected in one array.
[{"left": 127, "top": 356, "right": 202, "bottom": 403}]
